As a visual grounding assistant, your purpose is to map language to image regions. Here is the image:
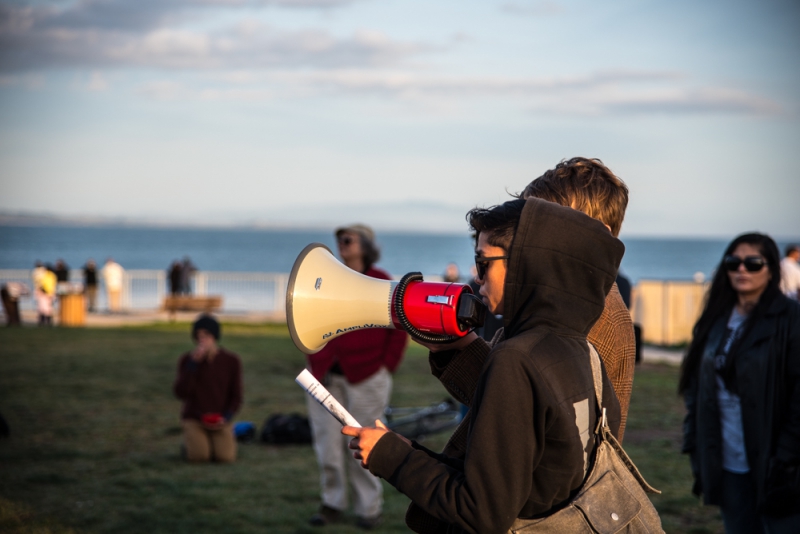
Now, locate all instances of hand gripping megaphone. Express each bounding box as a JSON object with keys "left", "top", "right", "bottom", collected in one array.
[{"left": 286, "top": 243, "right": 486, "bottom": 354}]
